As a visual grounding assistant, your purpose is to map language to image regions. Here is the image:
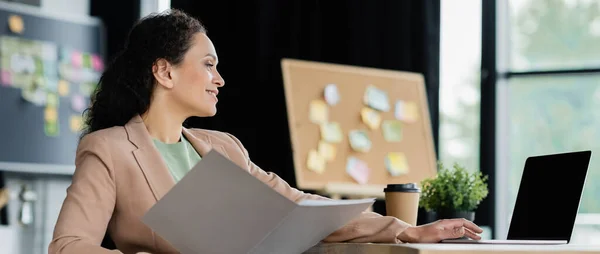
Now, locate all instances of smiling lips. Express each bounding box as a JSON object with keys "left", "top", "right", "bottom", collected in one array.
[{"left": 206, "top": 89, "right": 218, "bottom": 102}]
